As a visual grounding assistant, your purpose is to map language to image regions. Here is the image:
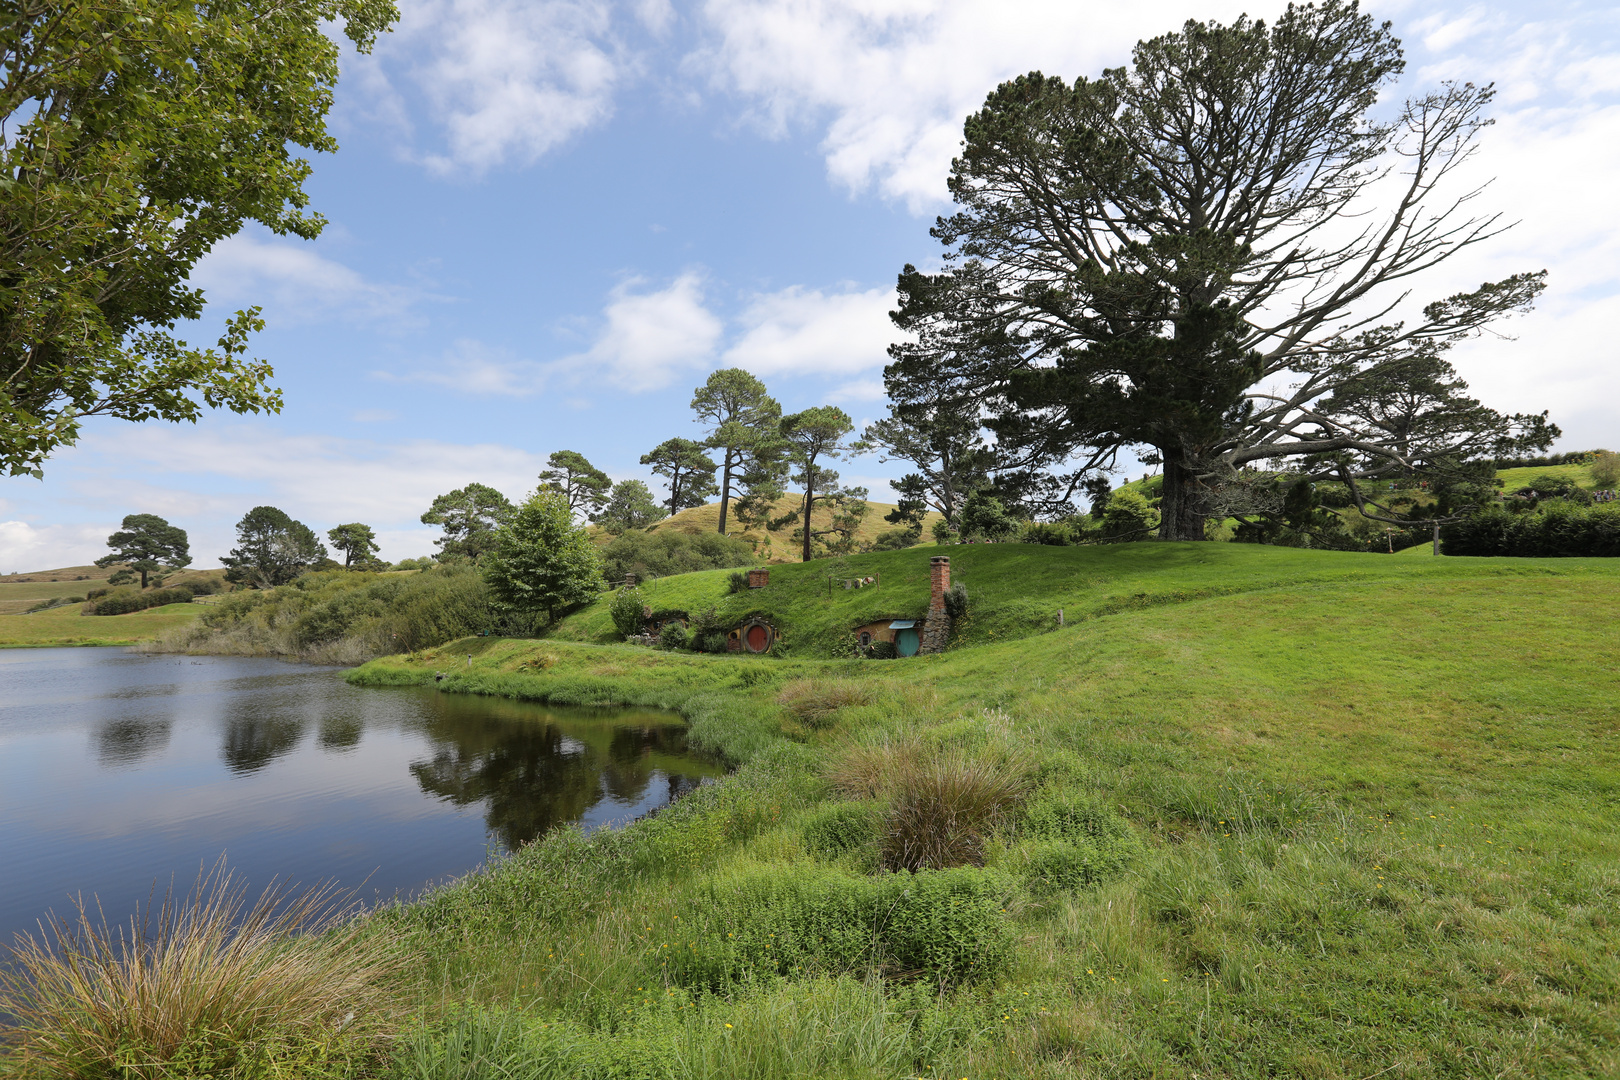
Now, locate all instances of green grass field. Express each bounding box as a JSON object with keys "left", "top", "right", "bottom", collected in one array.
[
  {"left": 0, "top": 602, "right": 208, "bottom": 647},
  {"left": 306, "top": 542, "right": 1620, "bottom": 1080}
]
